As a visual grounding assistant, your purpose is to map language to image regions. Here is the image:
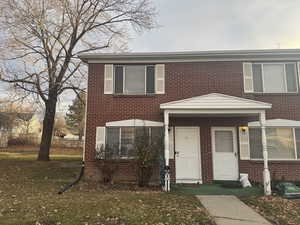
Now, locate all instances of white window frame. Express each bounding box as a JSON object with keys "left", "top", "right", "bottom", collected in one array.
[
  {"left": 114, "top": 65, "right": 155, "bottom": 95},
  {"left": 250, "top": 127, "right": 300, "bottom": 161},
  {"left": 252, "top": 62, "right": 299, "bottom": 94},
  {"left": 106, "top": 126, "right": 156, "bottom": 159}
]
